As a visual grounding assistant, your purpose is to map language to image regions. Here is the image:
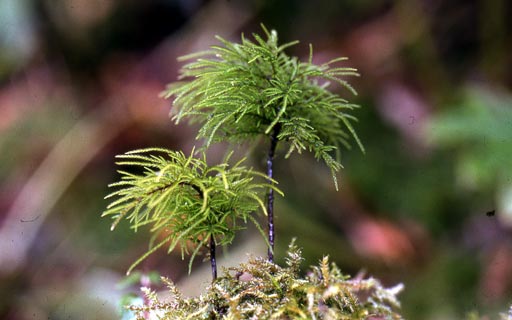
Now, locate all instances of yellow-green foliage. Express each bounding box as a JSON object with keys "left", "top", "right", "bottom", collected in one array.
[
  {"left": 162, "top": 25, "right": 364, "bottom": 189},
  {"left": 128, "top": 242, "right": 403, "bottom": 319},
  {"left": 103, "top": 148, "right": 280, "bottom": 275}
]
